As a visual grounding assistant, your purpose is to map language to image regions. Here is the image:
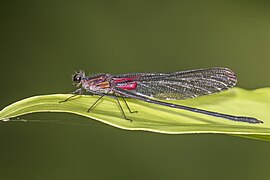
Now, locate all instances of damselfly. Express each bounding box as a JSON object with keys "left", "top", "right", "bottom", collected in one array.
[{"left": 60, "top": 67, "right": 263, "bottom": 124}]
